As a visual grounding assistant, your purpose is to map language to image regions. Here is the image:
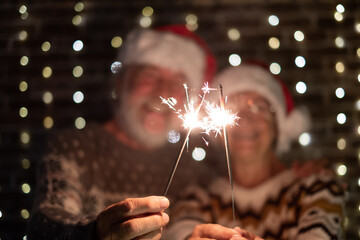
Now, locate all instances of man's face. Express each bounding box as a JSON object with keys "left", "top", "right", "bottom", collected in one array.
[
  {"left": 227, "top": 92, "right": 276, "bottom": 163},
  {"left": 116, "top": 65, "right": 186, "bottom": 149}
]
